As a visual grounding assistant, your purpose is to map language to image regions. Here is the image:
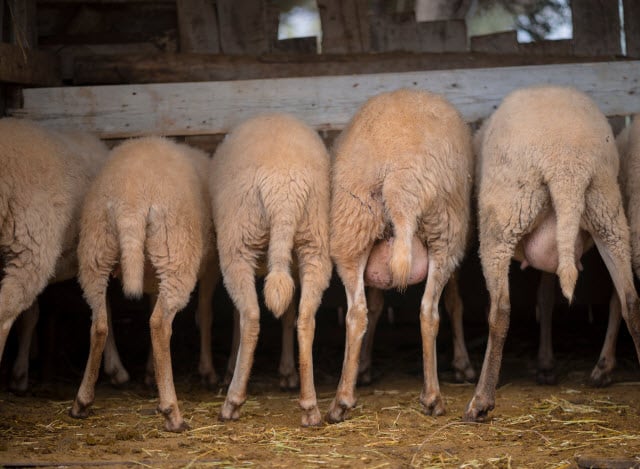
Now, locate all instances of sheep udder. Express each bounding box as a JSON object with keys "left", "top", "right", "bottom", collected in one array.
[{"left": 364, "top": 236, "right": 429, "bottom": 289}]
